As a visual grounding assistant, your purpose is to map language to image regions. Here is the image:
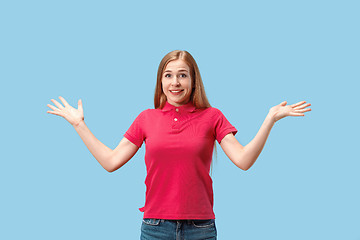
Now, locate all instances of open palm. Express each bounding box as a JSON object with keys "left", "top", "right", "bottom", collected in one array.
[
  {"left": 269, "top": 101, "right": 312, "bottom": 122},
  {"left": 47, "top": 96, "right": 84, "bottom": 126}
]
